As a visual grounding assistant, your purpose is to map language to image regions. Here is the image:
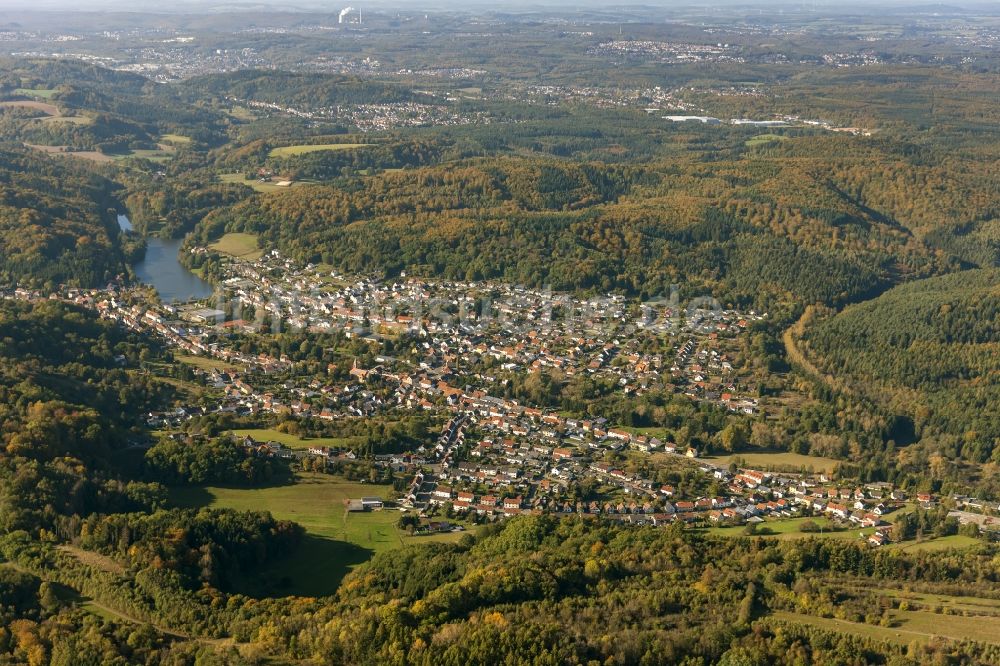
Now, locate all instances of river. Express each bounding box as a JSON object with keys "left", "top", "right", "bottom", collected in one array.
[{"left": 118, "top": 214, "right": 214, "bottom": 302}]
